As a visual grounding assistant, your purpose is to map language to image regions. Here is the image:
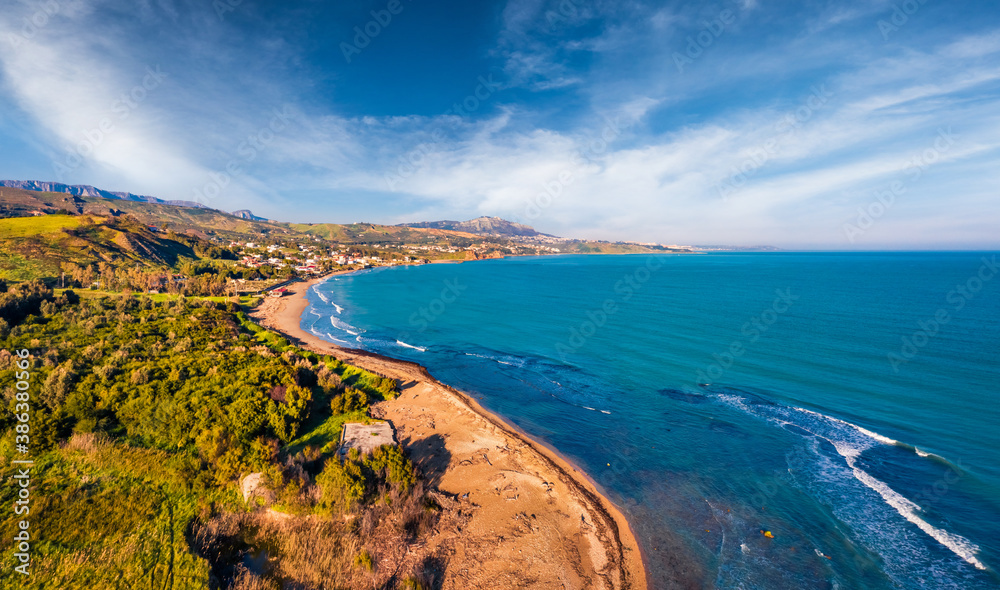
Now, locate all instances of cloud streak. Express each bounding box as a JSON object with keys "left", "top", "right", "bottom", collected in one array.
[{"left": 0, "top": 0, "right": 997, "bottom": 248}]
